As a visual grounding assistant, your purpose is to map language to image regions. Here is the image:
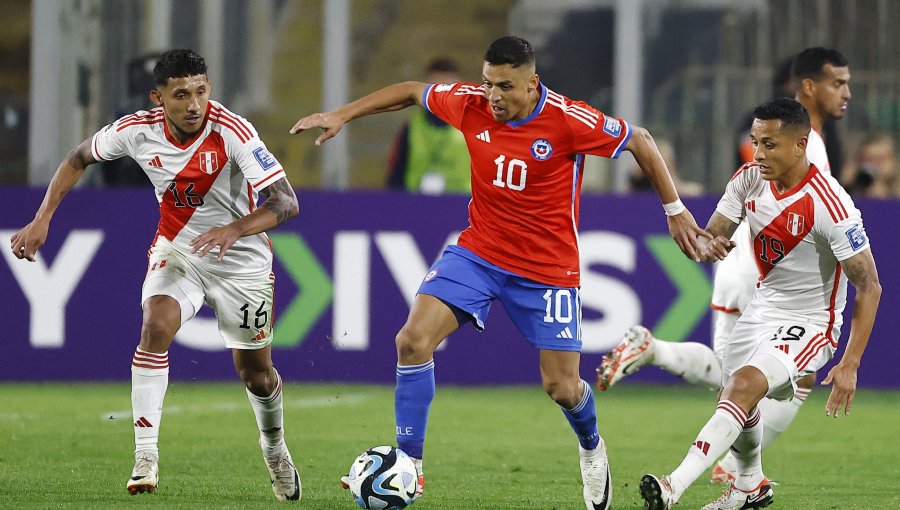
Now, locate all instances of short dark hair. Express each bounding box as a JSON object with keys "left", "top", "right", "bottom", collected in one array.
[
  {"left": 426, "top": 58, "right": 459, "bottom": 75},
  {"left": 484, "top": 36, "right": 535, "bottom": 68},
  {"left": 153, "top": 49, "right": 208, "bottom": 86},
  {"left": 792, "top": 47, "right": 848, "bottom": 81},
  {"left": 753, "top": 97, "right": 810, "bottom": 133}
]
